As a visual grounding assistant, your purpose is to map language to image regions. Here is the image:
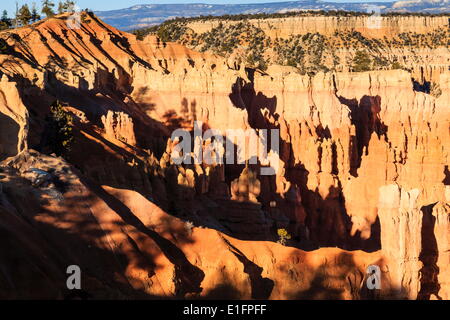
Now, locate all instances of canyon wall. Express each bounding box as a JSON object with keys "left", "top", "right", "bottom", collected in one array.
[
  {"left": 0, "top": 12, "right": 448, "bottom": 299},
  {"left": 158, "top": 14, "right": 450, "bottom": 85},
  {"left": 0, "top": 150, "right": 390, "bottom": 299},
  {"left": 185, "top": 15, "right": 450, "bottom": 38},
  {"left": 132, "top": 62, "right": 450, "bottom": 299},
  {"left": 0, "top": 76, "right": 28, "bottom": 160}
]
